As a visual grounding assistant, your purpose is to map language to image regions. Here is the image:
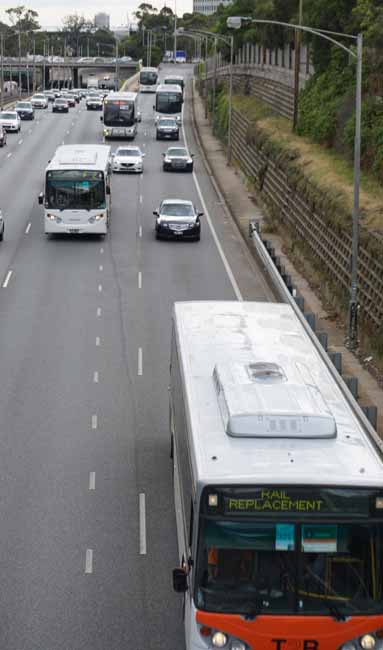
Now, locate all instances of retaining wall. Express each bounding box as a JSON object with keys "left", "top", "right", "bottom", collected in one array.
[{"left": 230, "top": 108, "right": 383, "bottom": 334}]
